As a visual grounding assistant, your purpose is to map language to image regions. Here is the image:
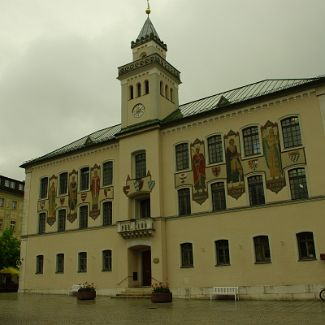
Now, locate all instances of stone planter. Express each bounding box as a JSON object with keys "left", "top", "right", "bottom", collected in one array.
[
  {"left": 77, "top": 289, "right": 96, "bottom": 300},
  {"left": 151, "top": 292, "right": 172, "bottom": 303}
]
